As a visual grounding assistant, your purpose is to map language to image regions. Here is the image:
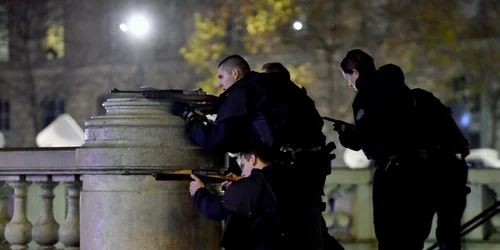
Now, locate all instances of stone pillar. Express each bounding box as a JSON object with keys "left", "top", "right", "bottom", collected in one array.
[{"left": 76, "top": 96, "right": 223, "bottom": 250}]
